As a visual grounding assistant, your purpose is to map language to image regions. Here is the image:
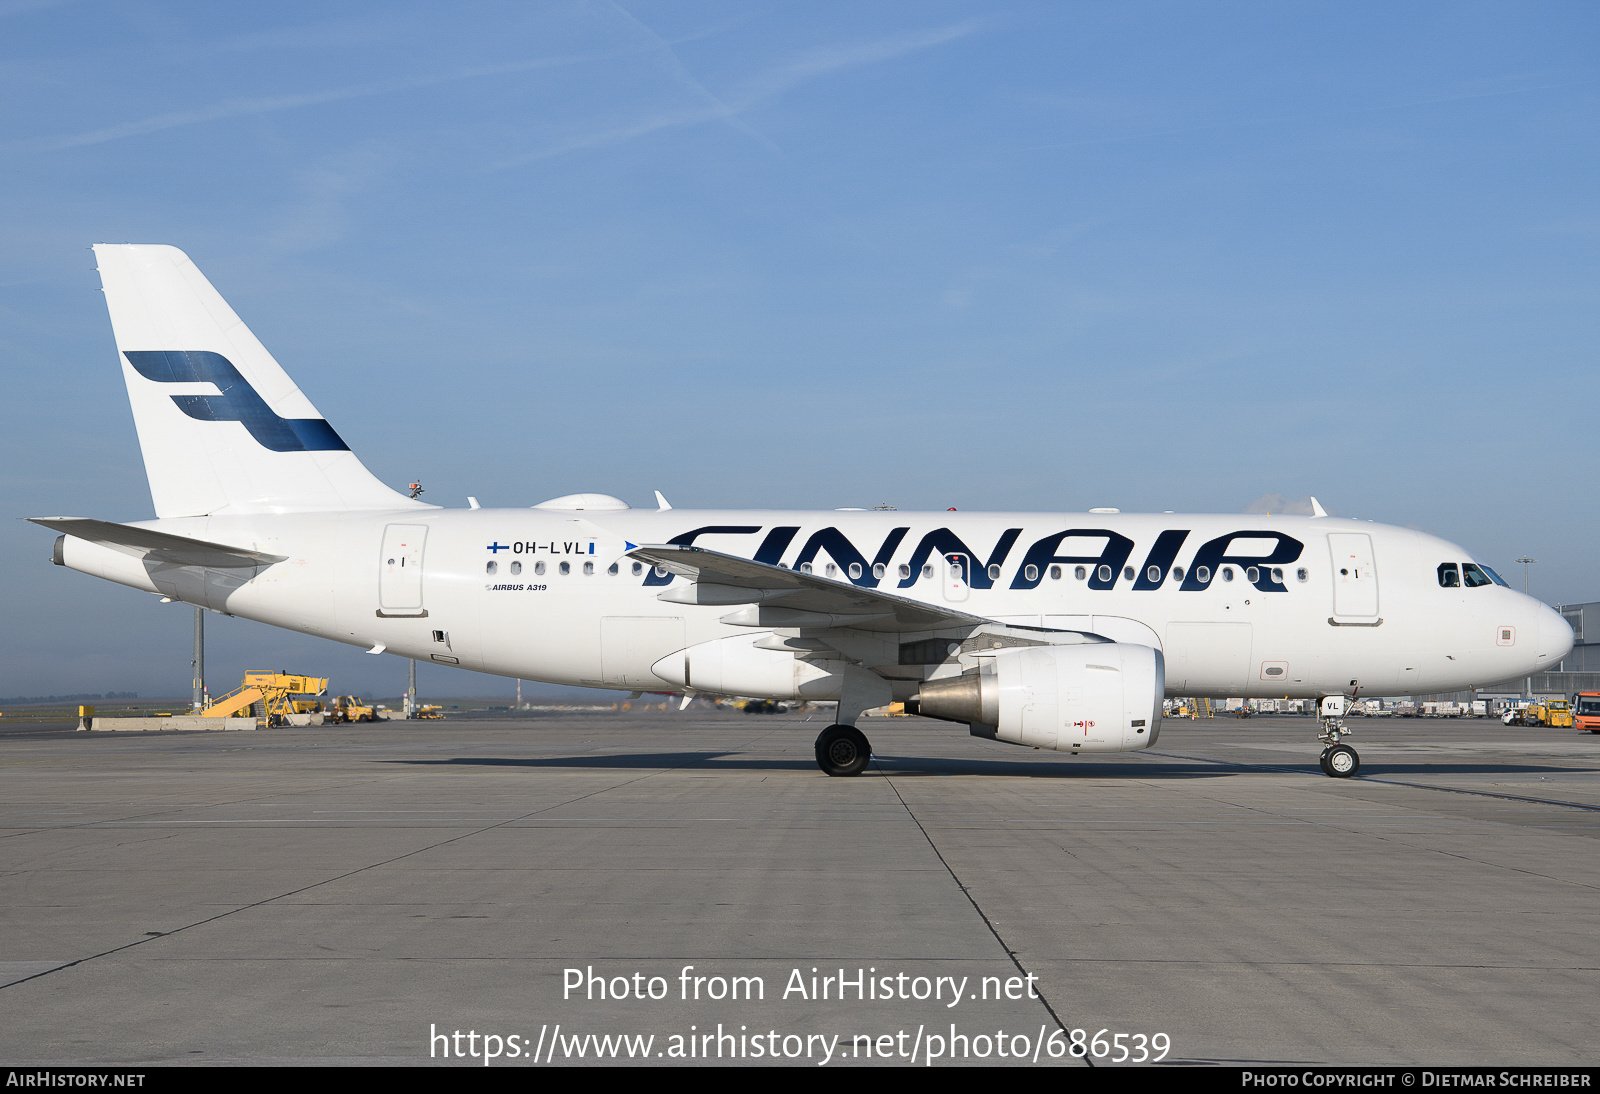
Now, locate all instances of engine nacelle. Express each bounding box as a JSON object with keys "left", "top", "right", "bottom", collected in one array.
[{"left": 913, "top": 643, "right": 1164, "bottom": 753}]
